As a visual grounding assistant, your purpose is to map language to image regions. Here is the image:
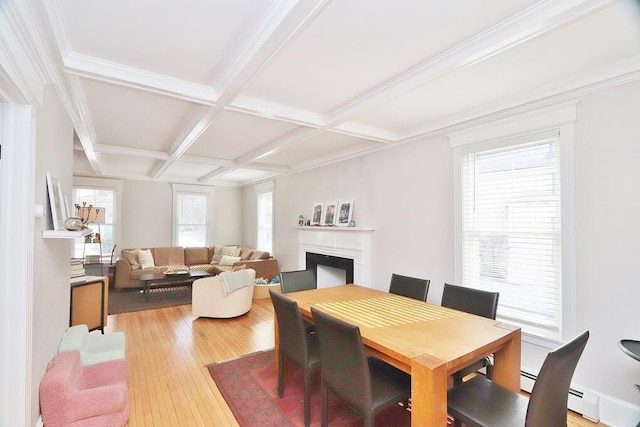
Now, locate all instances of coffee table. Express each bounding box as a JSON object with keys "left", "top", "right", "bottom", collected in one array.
[{"left": 138, "top": 271, "right": 210, "bottom": 299}]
